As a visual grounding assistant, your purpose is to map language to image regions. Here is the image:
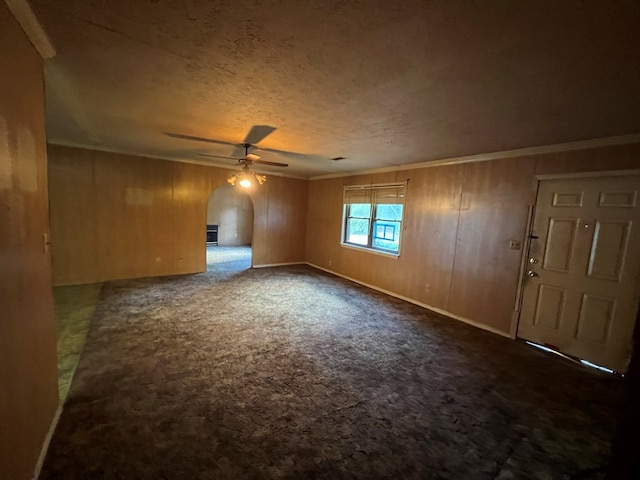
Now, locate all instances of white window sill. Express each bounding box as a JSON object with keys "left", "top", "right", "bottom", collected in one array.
[{"left": 340, "top": 243, "right": 400, "bottom": 258}]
